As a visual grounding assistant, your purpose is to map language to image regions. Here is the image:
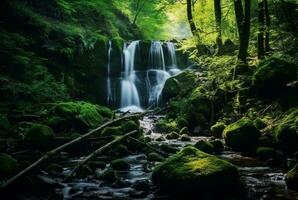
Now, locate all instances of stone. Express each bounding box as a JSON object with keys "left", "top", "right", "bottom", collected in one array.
[
  {"left": 147, "top": 152, "right": 165, "bottom": 162},
  {"left": 256, "top": 147, "right": 278, "bottom": 160},
  {"left": 210, "top": 140, "right": 224, "bottom": 154},
  {"left": 180, "top": 134, "right": 191, "bottom": 141},
  {"left": 110, "top": 159, "right": 130, "bottom": 170},
  {"left": 210, "top": 122, "right": 226, "bottom": 138},
  {"left": 0, "top": 153, "right": 18, "bottom": 177},
  {"left": 165, "top": 132, "right": 180, "bottom": 140},
  {"left": 25, "top": 124, "right": 54, "bottom": 148},
  {"left": 286, "top": 164, "right": 298, "bottom": 191},
  {"left": 194, "top": 140, "right": 214, "bottom": 154}
]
